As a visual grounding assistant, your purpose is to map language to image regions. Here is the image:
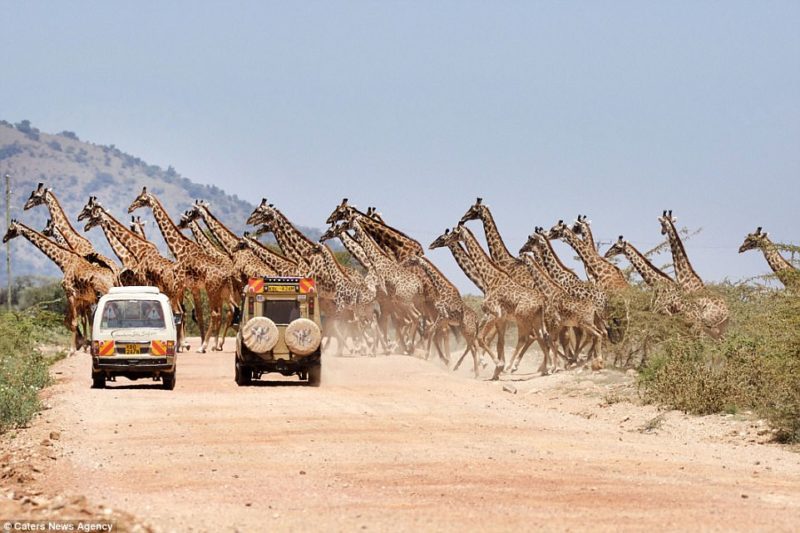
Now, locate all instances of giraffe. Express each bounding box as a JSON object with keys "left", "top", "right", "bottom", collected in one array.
[
  {"left": 739, "top": 227, "right": 799, "bottom": 290},
  {"left": 603, "top": 236, "right": 682, "bottom": 315},
  {"left": 657, "top": 210, "right": 705, "bottom": 293},
  {"left": 77, "top": 198, "right": 144, "bottom": 286},
  {"left": 325, "top": 200, "right": 440, "bottom": 348},
  {"left": 657, "top": 211, "right": 729, "bottom": 338},
  {"left": 404, "top": 255, "right": 481, "bottom": 375},
  {"left": 449, "top": 224, "right": 554, "bottom": 376},
  {"left": 547, "top": 220, "right": 629, "bottom": 292},
  {"left": 326, "top": 198, "right": 424, "bottom": 261},
  {"left": 306, "top": 241, "right": 382, "bottom": 355},
  {"left": 339, "top": 216, "right": 426, "bottom": 355},
  {"left": 24, "top": 183, "right": 120, "bottom": 278},
  {"left": 3, "top": 220, "right": 115, "bottom": 352},
  {"left": 79, "top": 199, "right": 189, "bottom": 348},
  {"left": 521, "top": 228, "right": 610, "bottom": 355},
  {"left": 319, "top": 222, "right": 393, "bottom": 353},
  {"left": 458, "top": 198, "right": 591, "bottom": 364},
  {"left": 518, "top": 252, "right": 606, "bottom": 371},
  {"left": 366, "top": 206, "right": 387, "bottom": 225},
  {"left": 129, "top": 187, "right": 235, "bottom": 352}
]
